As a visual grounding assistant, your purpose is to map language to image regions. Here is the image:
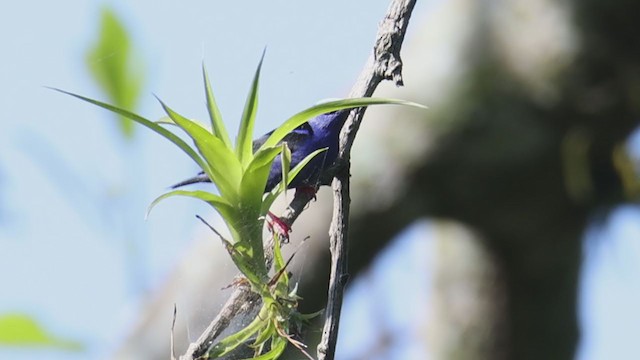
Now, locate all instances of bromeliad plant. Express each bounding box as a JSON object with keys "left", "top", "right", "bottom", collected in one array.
[{"left": 55, "top": 54, "right": 421, "bottom": 359}]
